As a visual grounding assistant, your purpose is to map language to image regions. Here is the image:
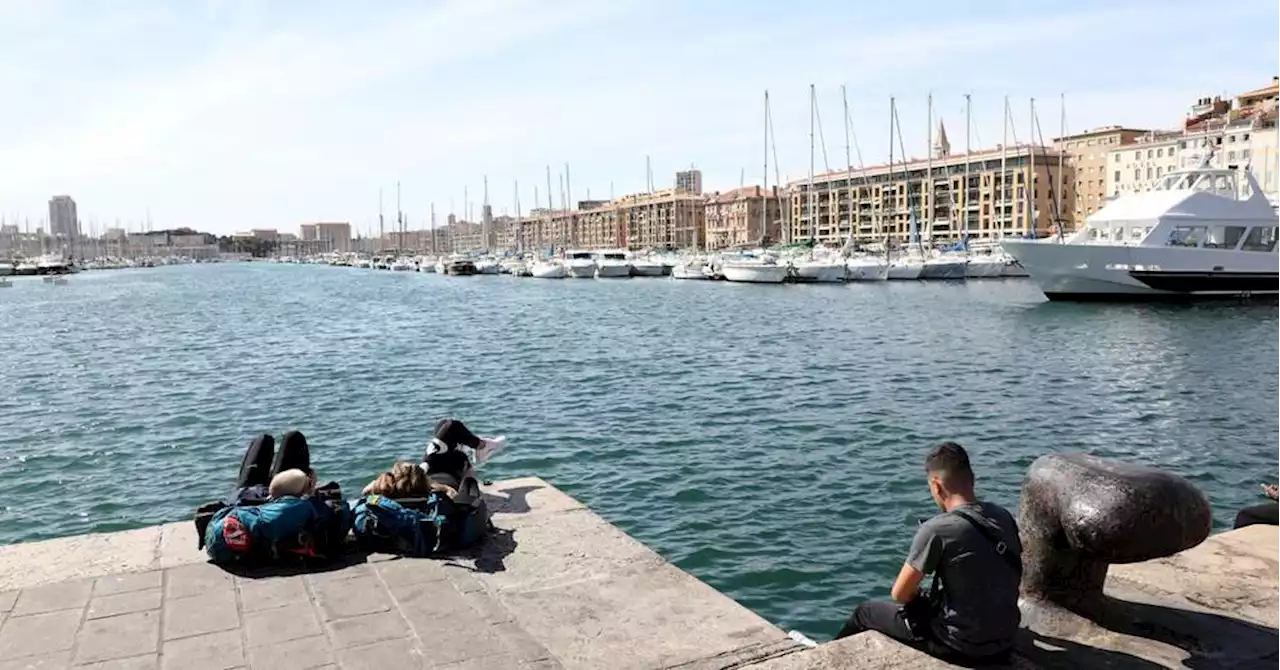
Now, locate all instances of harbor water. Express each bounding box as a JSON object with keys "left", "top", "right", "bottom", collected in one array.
[{"left": 0, "top": 263, "right": 1276, "bottom": 638}]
